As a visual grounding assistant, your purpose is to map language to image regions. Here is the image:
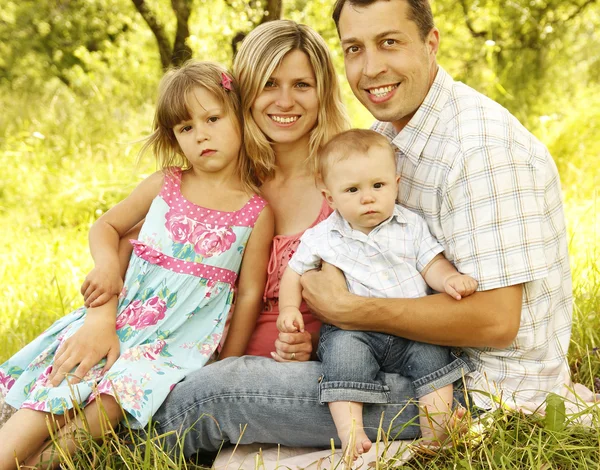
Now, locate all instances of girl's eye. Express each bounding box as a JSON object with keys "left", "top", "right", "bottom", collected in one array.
[
  {"left": 374, "top": 182, "right": 384, "bottom": 189},
  {"left": 208, "top": 116, "right": 219, "bottom": 123},
  {"left": 265, "top": 80, "right": 276, "bottom": 88},
  {"left": 179, "top": 125, "right": 192, "bottom": 133},
  {"left": 346, "top": 187, "right": 358, "bottom": 193}
]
